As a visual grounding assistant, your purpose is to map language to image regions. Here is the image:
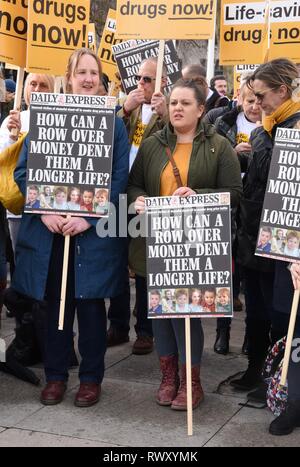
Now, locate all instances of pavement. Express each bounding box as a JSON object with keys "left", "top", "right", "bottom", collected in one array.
[{"left": 0, "top": 287, "right": 299, "bottom": 448}]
